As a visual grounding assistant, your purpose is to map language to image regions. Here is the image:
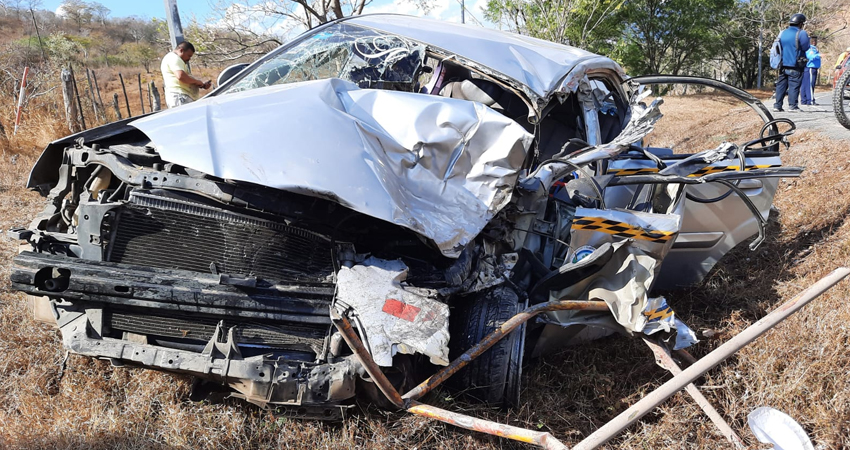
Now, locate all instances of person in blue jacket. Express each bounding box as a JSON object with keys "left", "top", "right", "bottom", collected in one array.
[
  {"left": 801, "top": 35, "right": 821, "bottom": 105},
  {"left": 774, "top": 13, "right": 810, "bottom": 112}
]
